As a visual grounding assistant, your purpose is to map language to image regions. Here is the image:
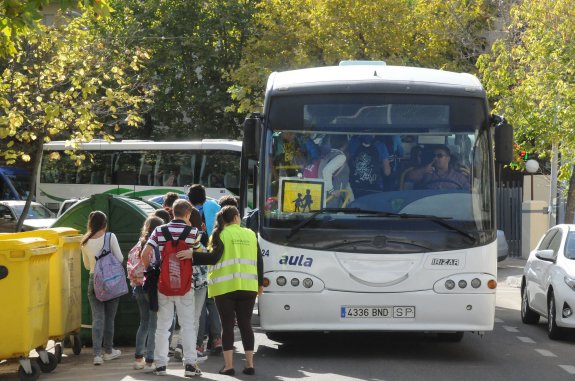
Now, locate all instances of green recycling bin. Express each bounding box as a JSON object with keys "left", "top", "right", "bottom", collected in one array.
[{"left": 51, "top": 194, "right": 159, "bottom": 345}]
